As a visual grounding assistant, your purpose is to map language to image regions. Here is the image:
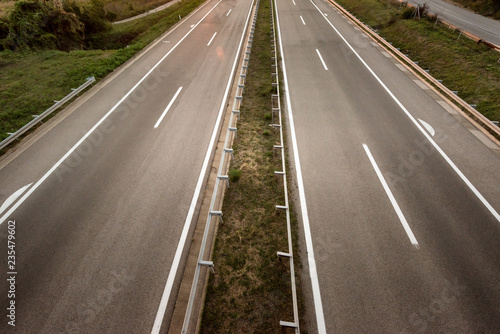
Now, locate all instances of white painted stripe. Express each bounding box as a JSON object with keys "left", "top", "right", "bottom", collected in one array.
[
  {"left": 154, "top": 87, "right": 183, "bottom": 128},
  {"left": 207, "top": 31, "right": 217, "bottom": 46},
  {"left": 363, "top": 144, "right": 419, "bottom": 247},
  {"left": 311, "top": 0, "right": 500, "bottom": 222},
  {"left": 292, "top": 0, "right": 296, "bottom": 5},
  {"left": 274, "top": 0, "right": 327, "bottom": 332},
  {"left": 316, "top": 49, "right": 328, "bottom": 71},
  {"left": 151, "top": 0, "right": 256, "bottom": 332},
  {"left": 300, "top": 16, "right": 306, "bottom": 25},
  {"left": 226, "top": 8, "right": 232, "bottom": 16},
  {"left": 0, "top": 0, "right": 224, "bottom": 228},
  {"left": 418, "top": 119, "right": 435, "bottom": 136},
  {"left": 0, "top": 183, "right": 32, "bottom": 216}
]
